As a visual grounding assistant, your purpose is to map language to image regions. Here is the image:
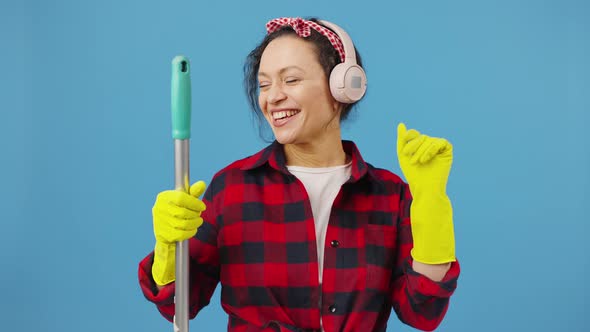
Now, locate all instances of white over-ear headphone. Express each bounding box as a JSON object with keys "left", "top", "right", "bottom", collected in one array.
[{"left": 318, "top": 20, "right": 367, "bottom": 104}]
